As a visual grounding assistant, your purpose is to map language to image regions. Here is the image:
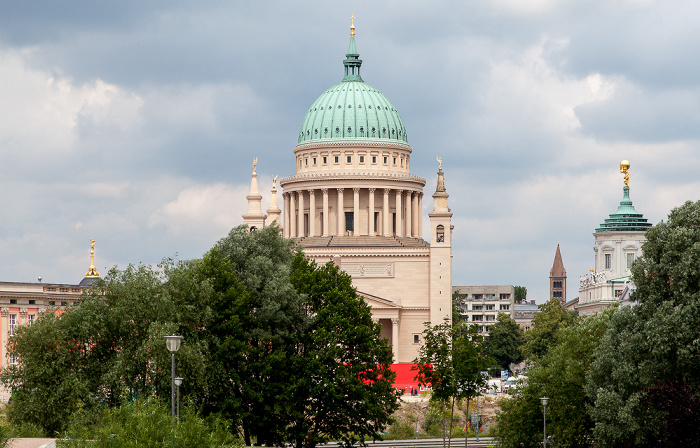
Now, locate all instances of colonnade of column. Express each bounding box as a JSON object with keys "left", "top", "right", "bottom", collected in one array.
[{"left": 282, "top": 187, "right": 423, "bottom": 239}]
